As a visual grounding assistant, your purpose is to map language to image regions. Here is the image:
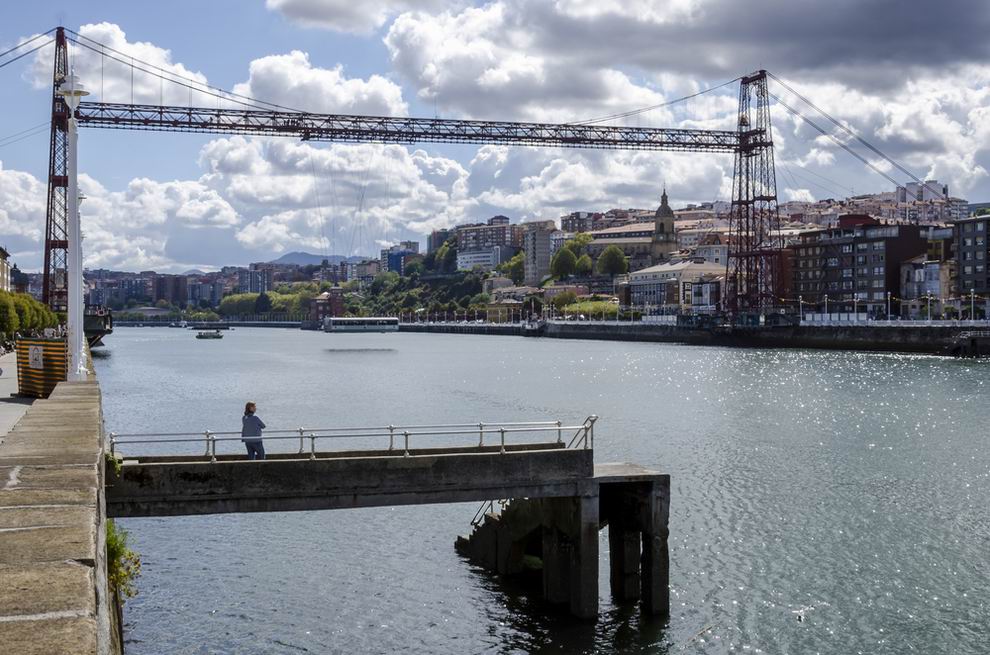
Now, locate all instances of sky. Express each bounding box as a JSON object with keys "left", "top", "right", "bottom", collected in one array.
[{"left": 2, "top": 0, "right": 990, "bottom": 273}]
